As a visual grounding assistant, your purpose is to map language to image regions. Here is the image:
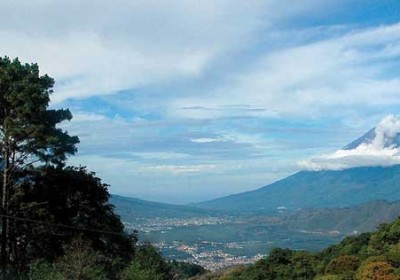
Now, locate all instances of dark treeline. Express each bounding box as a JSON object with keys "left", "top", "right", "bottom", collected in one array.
[{"left": 0, "top": 57, "right": 205, "bottom": 279}]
